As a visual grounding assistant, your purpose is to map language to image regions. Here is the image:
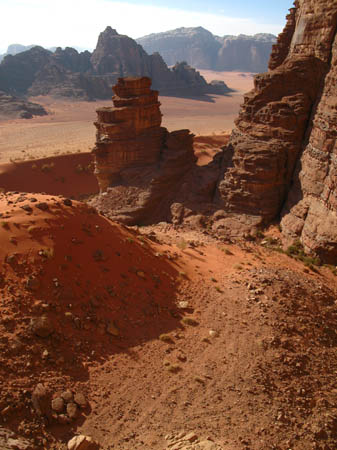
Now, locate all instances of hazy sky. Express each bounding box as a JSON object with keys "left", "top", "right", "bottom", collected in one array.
[{"left": 0, "top": 0, "right": 293, "bottom": 53}]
